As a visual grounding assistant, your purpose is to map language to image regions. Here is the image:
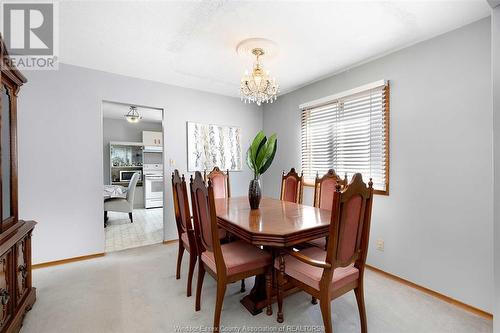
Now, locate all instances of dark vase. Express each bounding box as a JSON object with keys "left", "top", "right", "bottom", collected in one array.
[{"left": 248, "top": 178, "right": 262, "bottom": 210}]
